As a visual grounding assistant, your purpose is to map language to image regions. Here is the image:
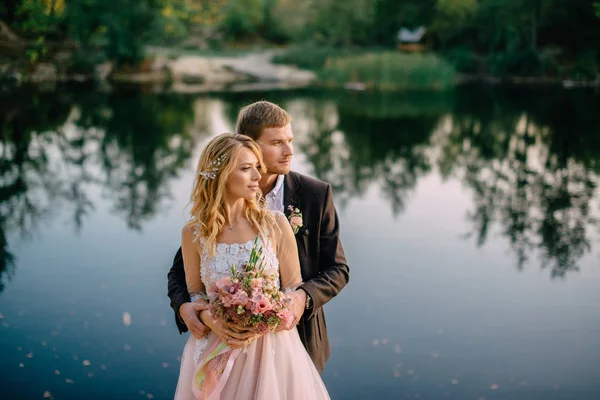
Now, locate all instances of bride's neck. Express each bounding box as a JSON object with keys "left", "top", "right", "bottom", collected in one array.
[{"left": 223, "top": 197, "right": 246, "bottom": 224}]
